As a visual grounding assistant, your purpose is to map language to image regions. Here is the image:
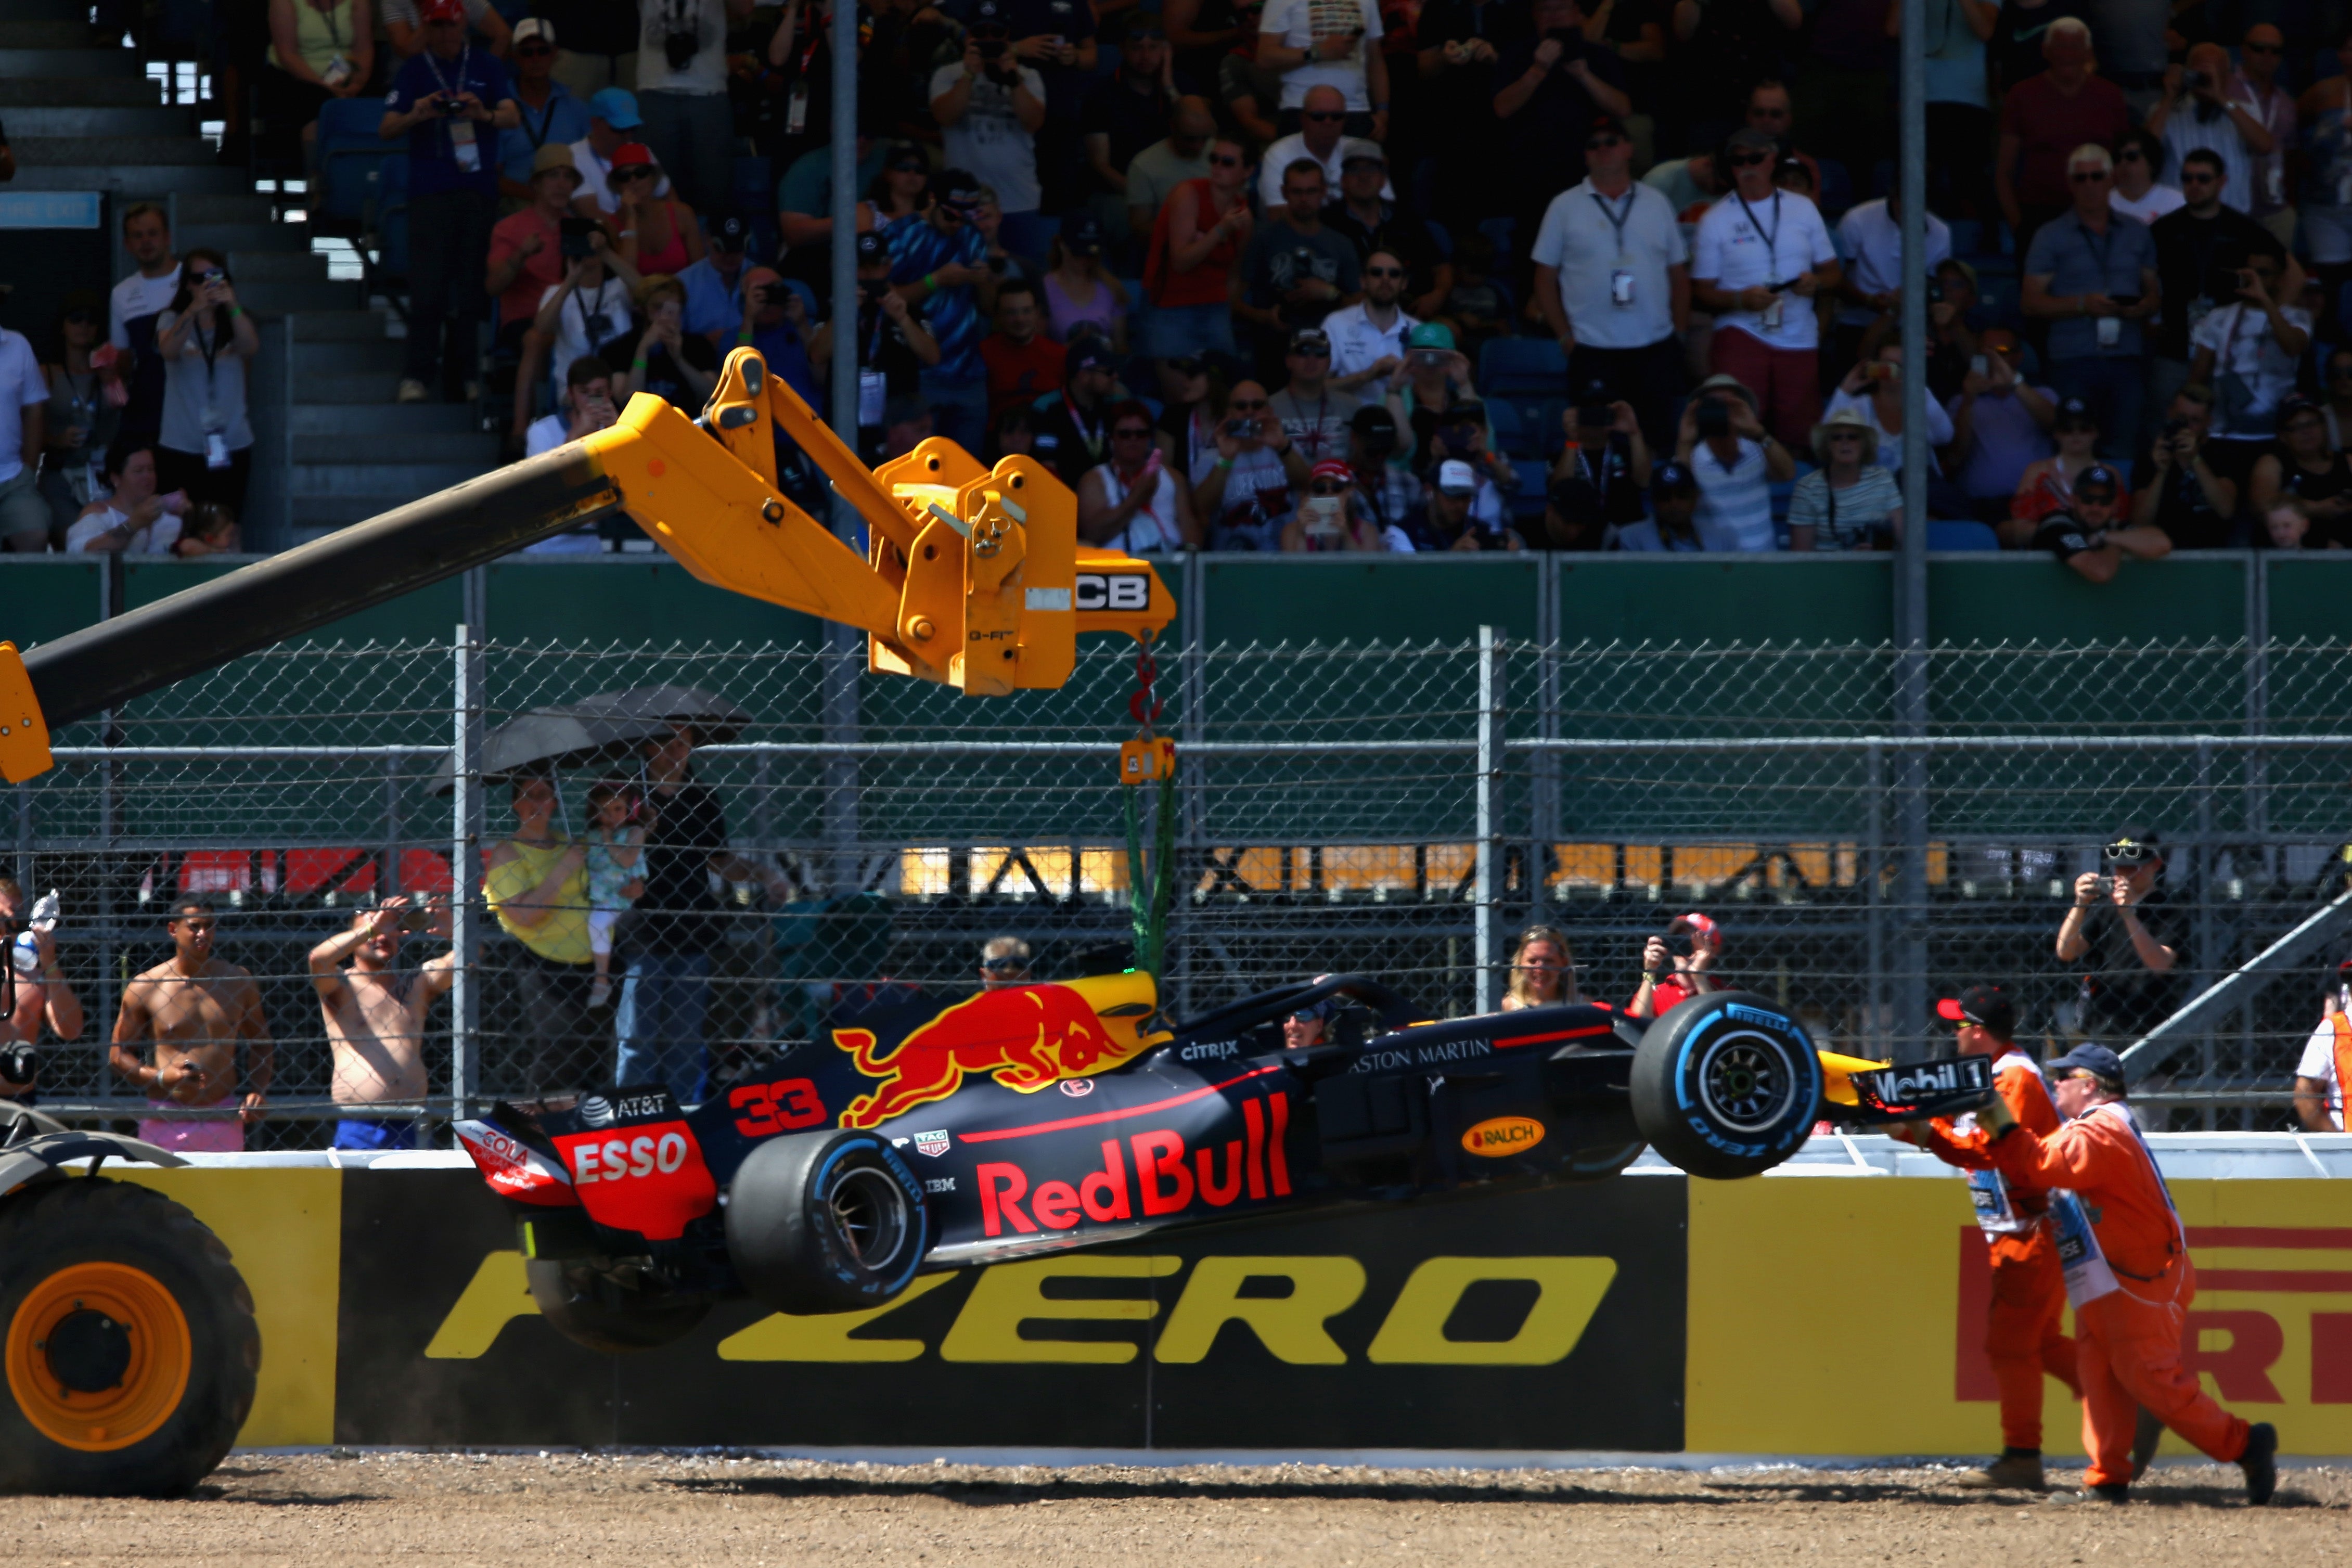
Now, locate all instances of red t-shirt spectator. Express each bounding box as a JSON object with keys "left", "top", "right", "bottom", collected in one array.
[
  {"left": 487, "top": 207, "right": 565, "bottom": 332},
  {"left": 980, "top": 332, "right": 1066, "bottom": 432},
  {"left": 2000, "top": 72, "right": 2131, "bottom": 214}
]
